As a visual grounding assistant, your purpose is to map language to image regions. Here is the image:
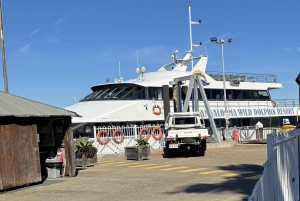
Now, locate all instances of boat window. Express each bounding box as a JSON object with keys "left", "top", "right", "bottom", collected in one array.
[
  {"left": 232, "top": 90, "right": 243, "bottom": 100},
  {"left": 257, "top": 90, "right": 270, "bottom": 100},
  {"left": 243, "top": 90, "right": 252, "bottom": 100},
  {"left": 252, "top": 91, "right": 259, "bottom": 100},
  {"left": 212, "top": 89, "right": 223, "bottom": 100},
  {"left": 205, "top": 89, "right": 211, "bottom": 100},
  {"left": 149, "top": 87, "right": 163, "bottom": 100},
  {"left": 80, "top": 85, "right": 146, "bottom": 101}
]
